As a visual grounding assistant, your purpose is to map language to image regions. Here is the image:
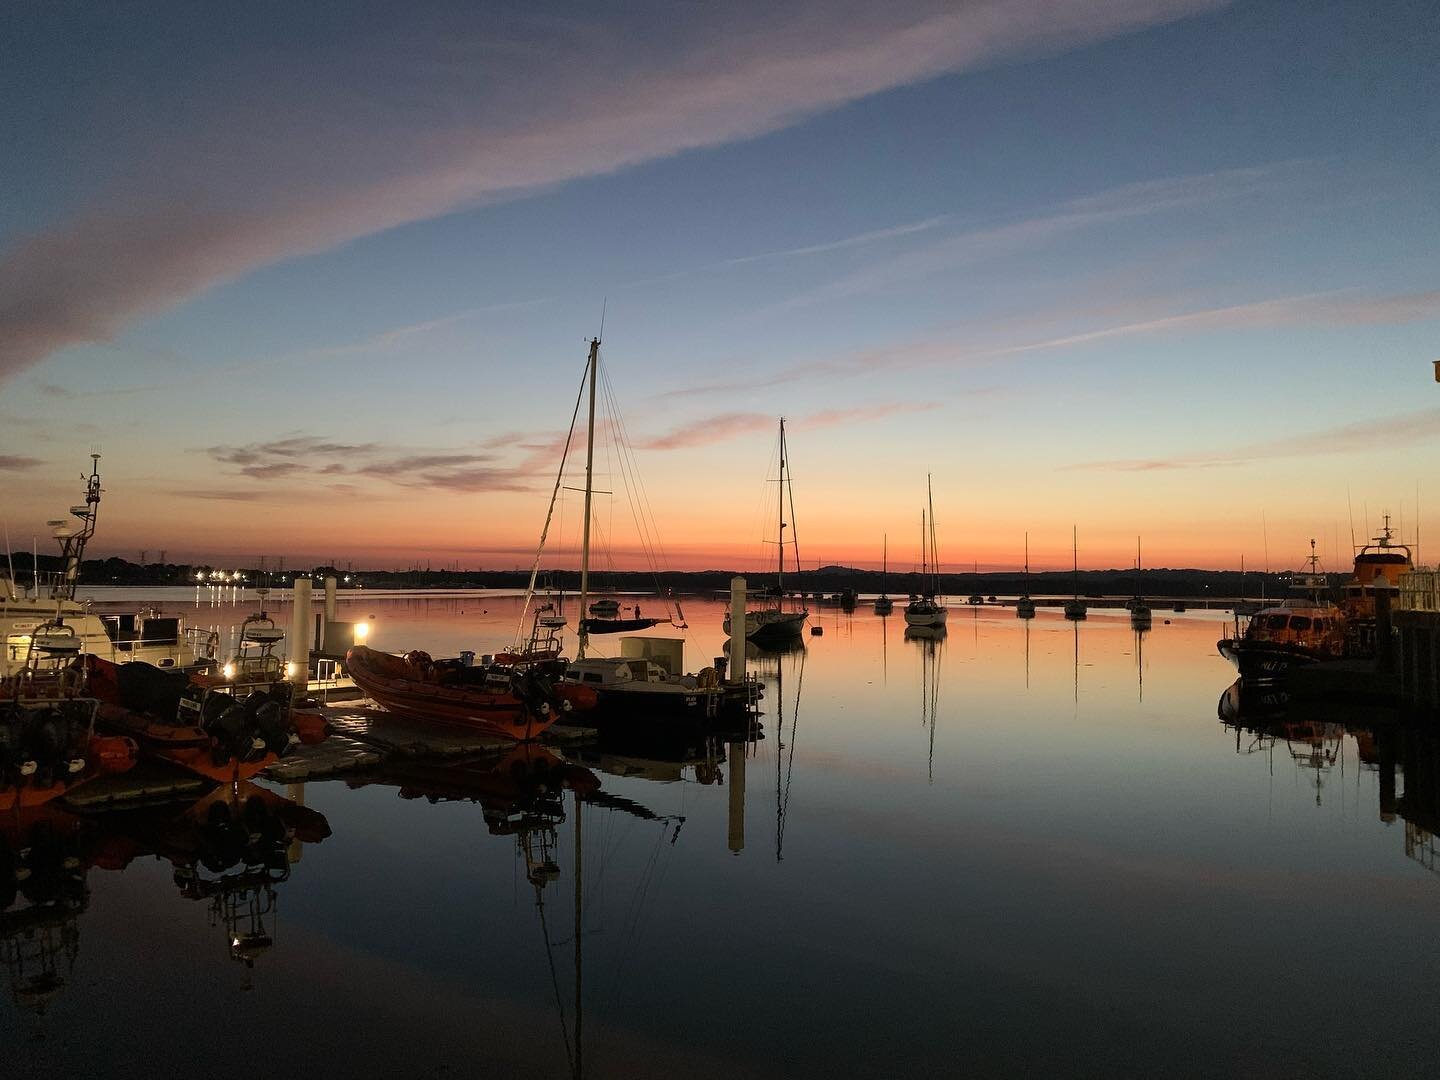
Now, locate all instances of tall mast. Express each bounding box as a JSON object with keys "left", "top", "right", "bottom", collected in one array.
[
  {"left": 882, "top": 534, "right": 887, "bottom": 592},
  {"left": 577, "top": 337, "right": 599, "bottom": 660},
  {"left": 1072, "top": 525, "right": 1079, "bottom": 600},
  {"left": 777, "top": 418, "right": 786, "bottom": 593},
  {"left": 926, "top": 473, "right": 938, "bottom": 596},
  {"left": 920, "top": 509, "right": 927, "bottom": 593}
]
